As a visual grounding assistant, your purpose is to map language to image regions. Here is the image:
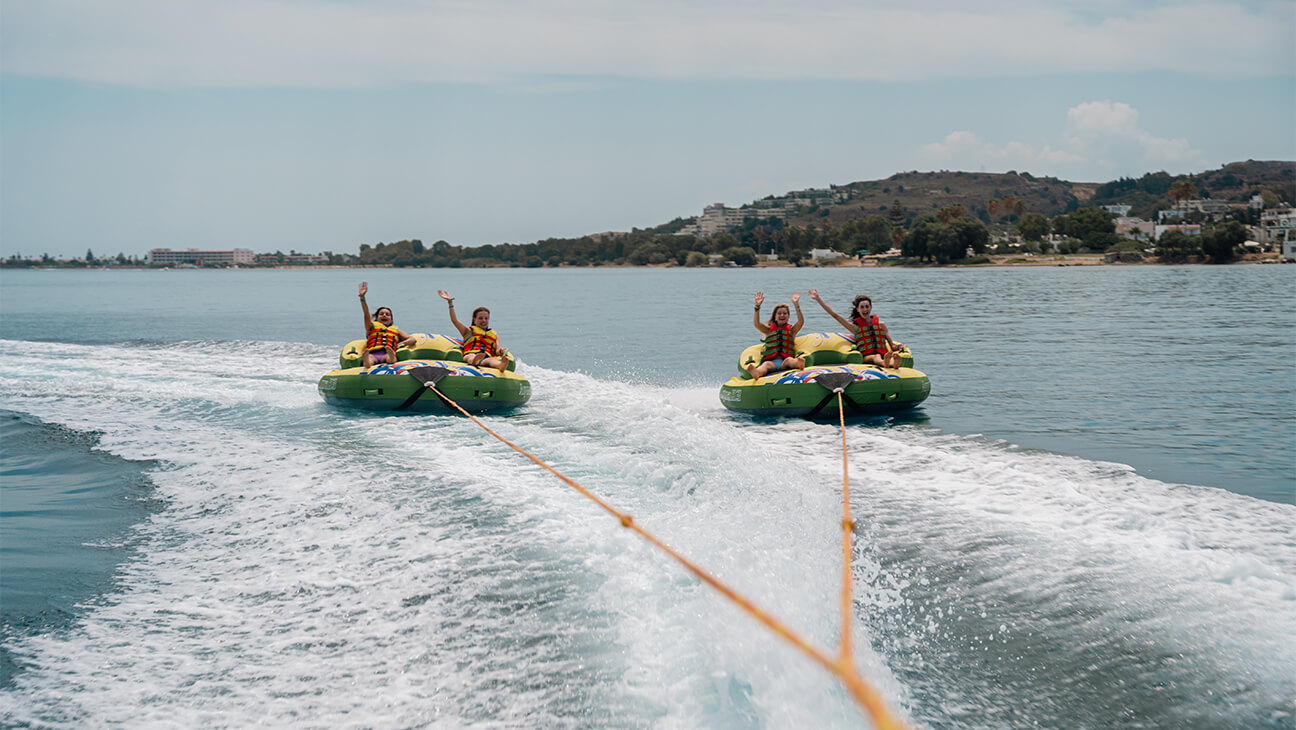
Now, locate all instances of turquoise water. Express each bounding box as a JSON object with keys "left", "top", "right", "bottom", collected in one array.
[{"left": 0, "top": 267, "right": 1293, "bottom": 728}]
